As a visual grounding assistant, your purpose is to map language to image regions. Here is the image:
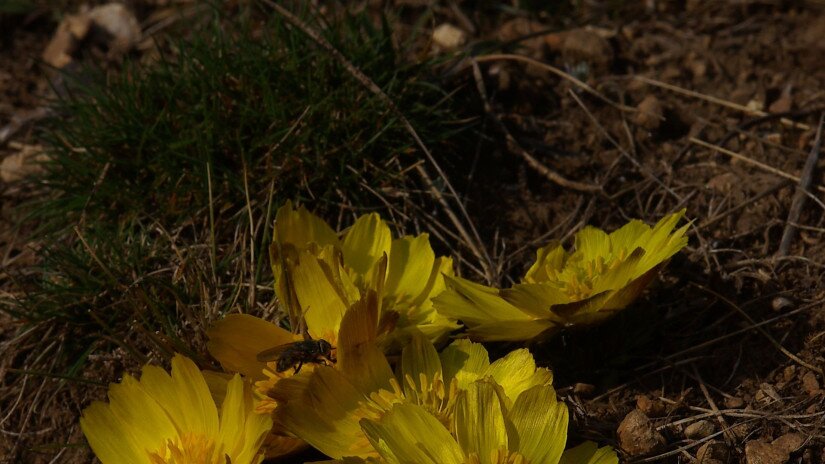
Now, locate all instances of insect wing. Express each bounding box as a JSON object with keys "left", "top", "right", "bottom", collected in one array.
[{"left": 256, "top": 342, "right": 299, "bottom": 362}]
